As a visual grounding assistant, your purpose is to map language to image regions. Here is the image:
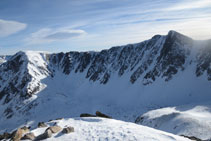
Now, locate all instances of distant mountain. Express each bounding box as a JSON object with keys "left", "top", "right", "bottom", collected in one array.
[{"left": 0, "top": 30, "right": 211, "bottom": 135}]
